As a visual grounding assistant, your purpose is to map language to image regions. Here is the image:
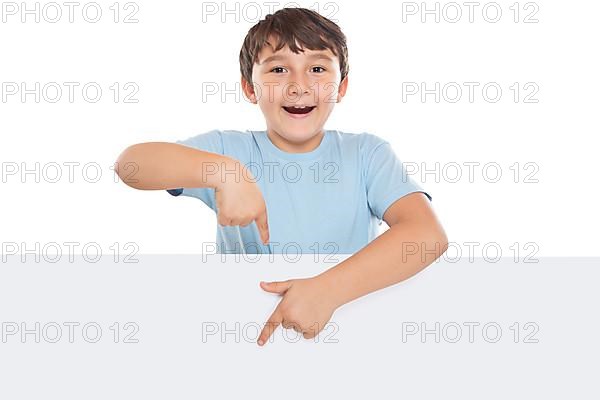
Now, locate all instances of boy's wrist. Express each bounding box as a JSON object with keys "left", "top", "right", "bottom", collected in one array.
[
  {"left": 196, "top": 154, "right": 242, "bottom": 190},
  {"left": 315, "top": 268, "right": 349, "bottom": 309}
]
